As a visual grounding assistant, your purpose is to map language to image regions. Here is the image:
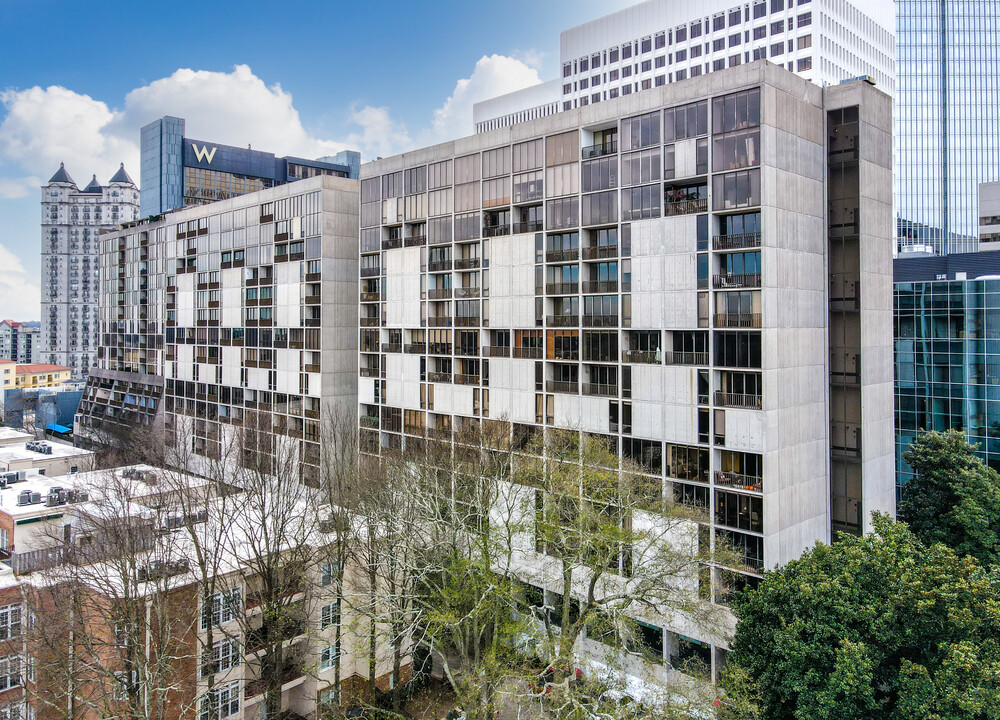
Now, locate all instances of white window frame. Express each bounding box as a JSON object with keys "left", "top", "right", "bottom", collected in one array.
[
  {"left": 199, "top": 681, "right": 240, "bottom": 720},
  {"left": 320, "top": 600, "right": 340, "bottom": 630},
  {"left": 0, "top": 605, "right": 20, "bottom": 641},
  {"left": 320, "top": 643, "right": 338, "bottom": 670},
  {"left": 201, "top": 589, "right": 241, "bottom": 630},
  {"left": 203, "top": 638, "right": 240, "bottom": 678},
  {"left": 0, "top": 656, "right": 20, "bottom": 691}
]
